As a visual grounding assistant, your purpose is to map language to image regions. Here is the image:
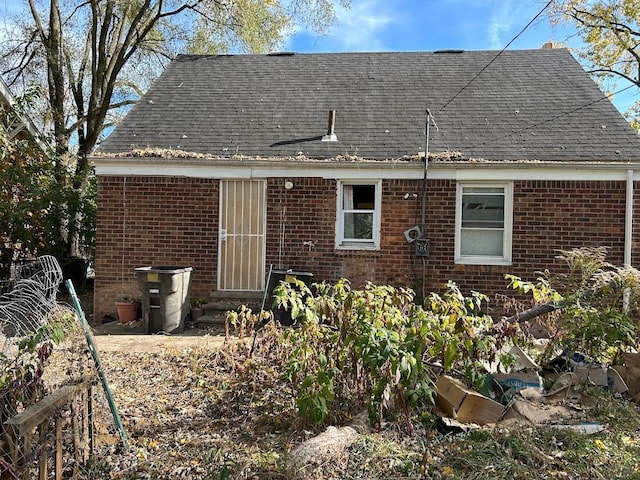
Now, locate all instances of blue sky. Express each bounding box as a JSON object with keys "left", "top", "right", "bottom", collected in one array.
[
  {"left": 0, "top": 0, "right": 636, "bottom": 117},
  {"left": 286, "top": 0, "right": 638, "bottom": 117},
  {"left": 288, "top": 0, "right": 557, "bottom": 52}
]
